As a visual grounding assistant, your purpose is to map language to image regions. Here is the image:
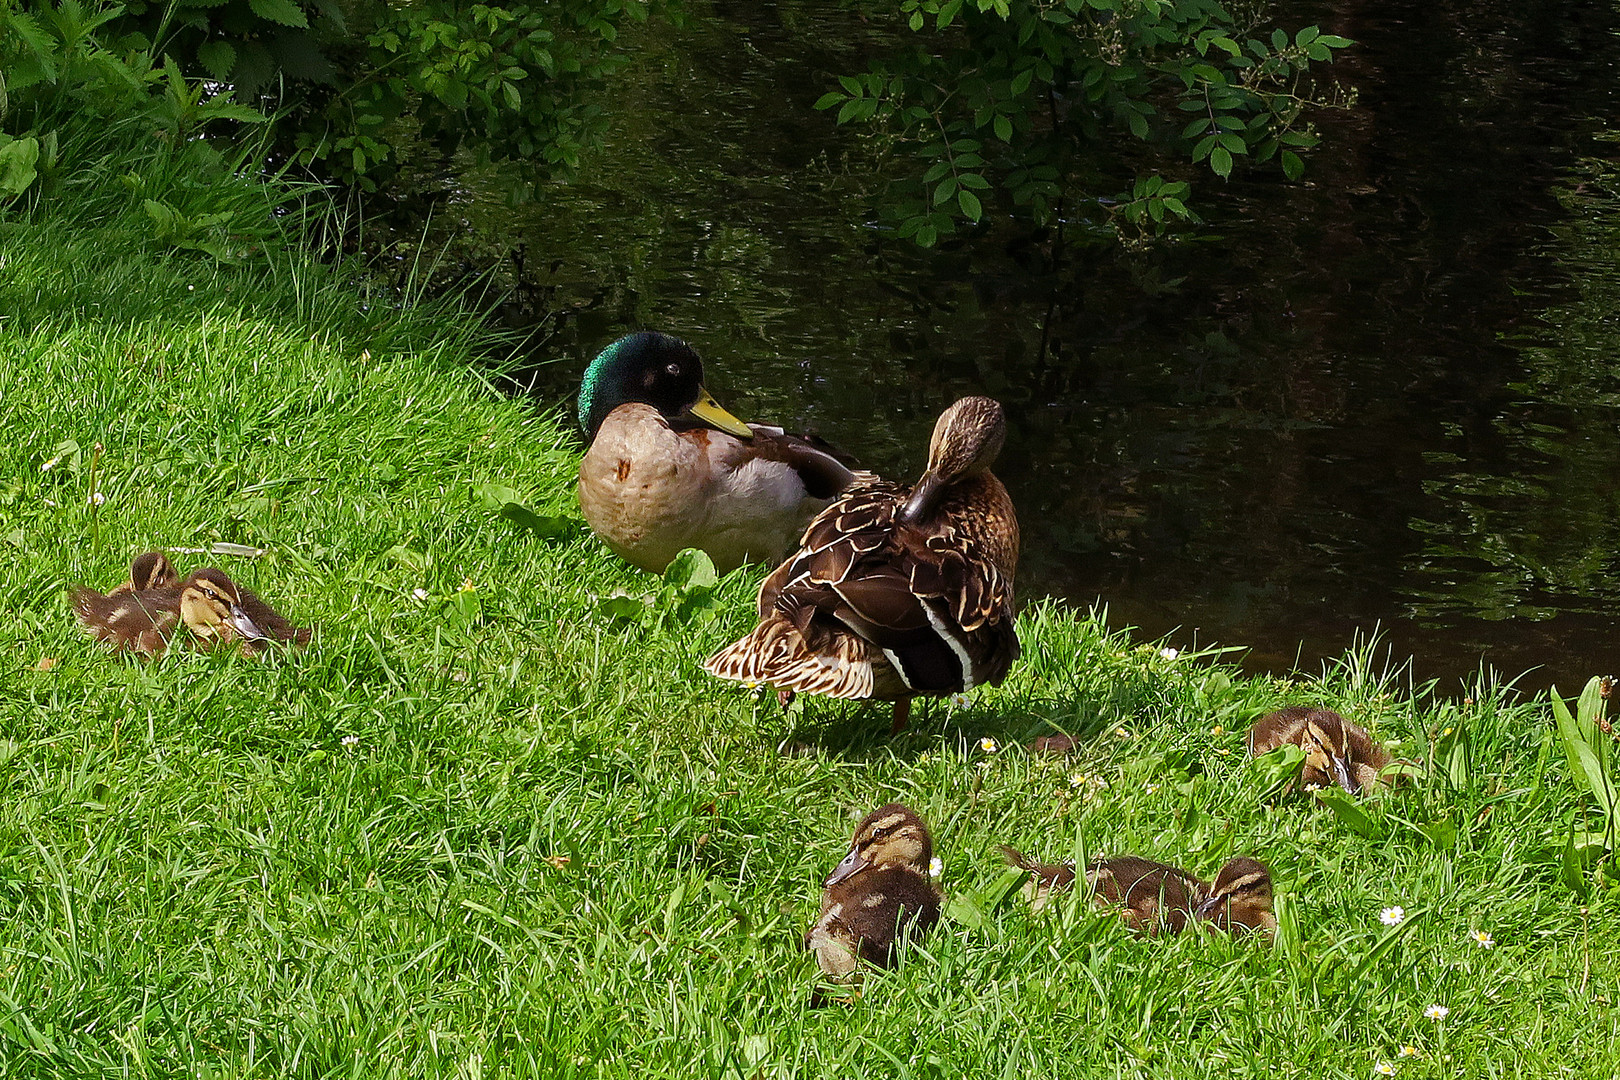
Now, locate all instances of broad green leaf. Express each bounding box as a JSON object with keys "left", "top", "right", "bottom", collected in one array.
[
  {"left": 1315, "top": 788, "right": 1386, "bottom": 840},
  {"left": 942, "top": 891, "right": 984, "bottom": 929},
  {"left": 663, "top": 548, "right": 718, "bottom": 591},
  {"left": 248, "top": 0, "right": 309, "bottom": 29}
]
